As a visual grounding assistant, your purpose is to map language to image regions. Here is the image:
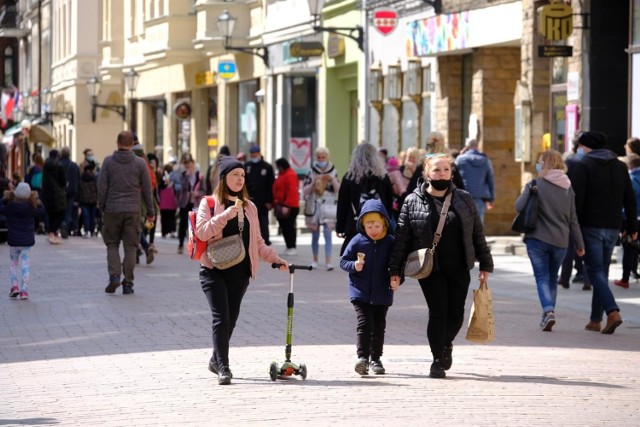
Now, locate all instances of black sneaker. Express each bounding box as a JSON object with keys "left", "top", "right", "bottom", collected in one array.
[
  {"left": 442, "top": 346, "right": 453, "bottom": 371},
  {"left": 430, "top": 360, "right": 446, "bottom": 378},
  {"left": 208, "top": 359, "right": 218, "bottom": 375},
  {"left": 370, "top": 359, "right": 385, "bottom": 375},
  {"left": 354, "top": 357, "right": 369, "bottom": 375},
  {"left": 105, "top": 276, "right": 121, "bottom": 294},
  {"left": 122, "top": 284, "right": 134, "bottom": 295},
  {"left": 218, "top": 366, "right": 232, "bottom": 385},
  {"left": 60, "top": 223, "right": 68, "bottom": 239},
  {"left": 571, "top": 274, "right": 583, "bottom": 283}
]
